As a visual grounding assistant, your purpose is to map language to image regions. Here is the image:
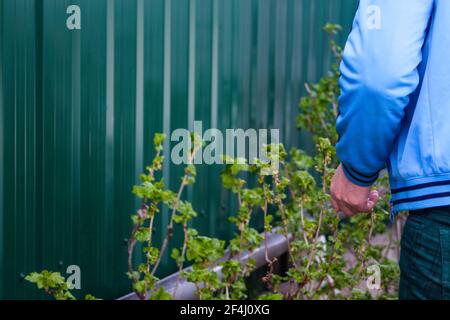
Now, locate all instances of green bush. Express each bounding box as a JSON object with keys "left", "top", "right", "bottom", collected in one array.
[{"left": 26, "top": 24, "right": 400, "bottom": 300}]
